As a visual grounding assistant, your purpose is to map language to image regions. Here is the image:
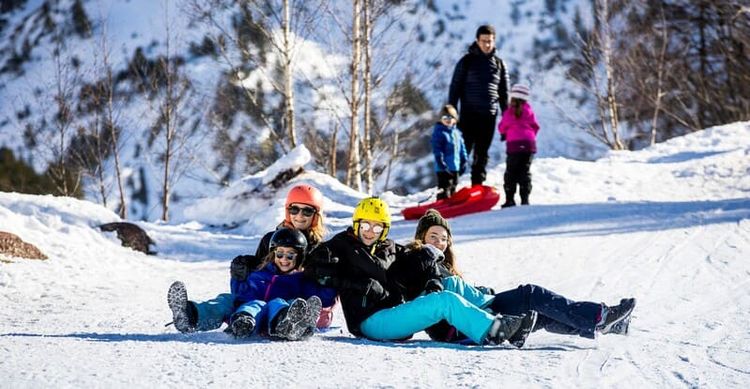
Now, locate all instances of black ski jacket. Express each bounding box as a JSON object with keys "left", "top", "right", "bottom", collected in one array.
[
  {"left": 306, "top": 228, "right": 405, "bottom": 337},
  {"left": 448, "top": 42, "right": 509, "bottom": 116}
]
